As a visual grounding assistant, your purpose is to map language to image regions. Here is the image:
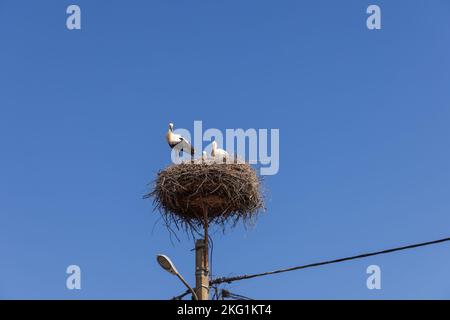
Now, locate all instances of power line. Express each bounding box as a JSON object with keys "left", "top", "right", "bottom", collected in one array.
[
  {"left": 221, "top": 289, "right": 253, "bottom": 300},
  {"left": 171, "top": 289, "right": 190, "bottom": 300},
  {"left": 210, "top": 236, "right": 450, "bottom": 285}
]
